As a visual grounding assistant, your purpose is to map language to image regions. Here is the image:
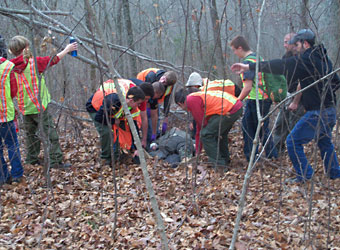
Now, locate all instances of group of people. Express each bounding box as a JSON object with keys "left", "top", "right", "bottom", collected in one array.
[
  {"left": 1, "top": 28, "right": 340, "bottom": 186},
  {"left": 0, "top": 35, "right": 77, "bottom": 186},
  {"left": 85, "top": 69, "right": 177, "bottom": 165},
  {"left": 175, "top": 29, "right": 340, "bottom": 182},
  {"left": 230, "top": 29, "right": 340, "bottom": 183}
]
